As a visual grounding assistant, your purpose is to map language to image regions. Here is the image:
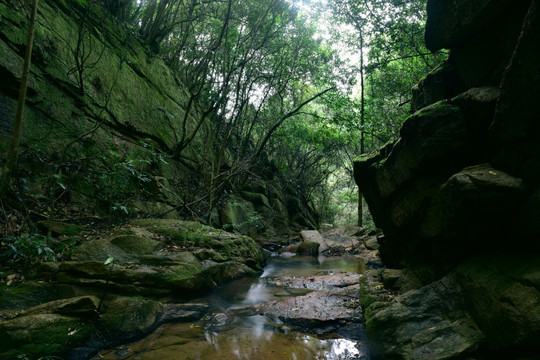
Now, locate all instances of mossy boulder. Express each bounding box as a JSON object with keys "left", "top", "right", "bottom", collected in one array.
[
  {"left": 130, "top": 219, "right": 267, "bottom": 269},
  {"left": 20, "top": 295, "right": 100, "bottom": 318},
  {"left": 365, "top": 273, "right": 484, "bottom": 359},
  {"left": 0, "top": 281, "right": 79, "bottom": 312},
  {"left": 0, "top": 313, "right": 93, "bottom": 360},
  {"left": 219, "top": 196, "right": 264, "bottom": 237},
  {"left": 241, "top": 191, "right": 271, "bottom": 208},
  {"left": 40, "top": 219, "right": 266, "bottom": 296},
  {"left": 110, "top": 235, "right": 162, "bottom": 255},
  {"left": 37, "top": 220, "right": 83, "bottom": 236},
  {"left": 101, "top": 296, "right": 163, "bottom": 341}
]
